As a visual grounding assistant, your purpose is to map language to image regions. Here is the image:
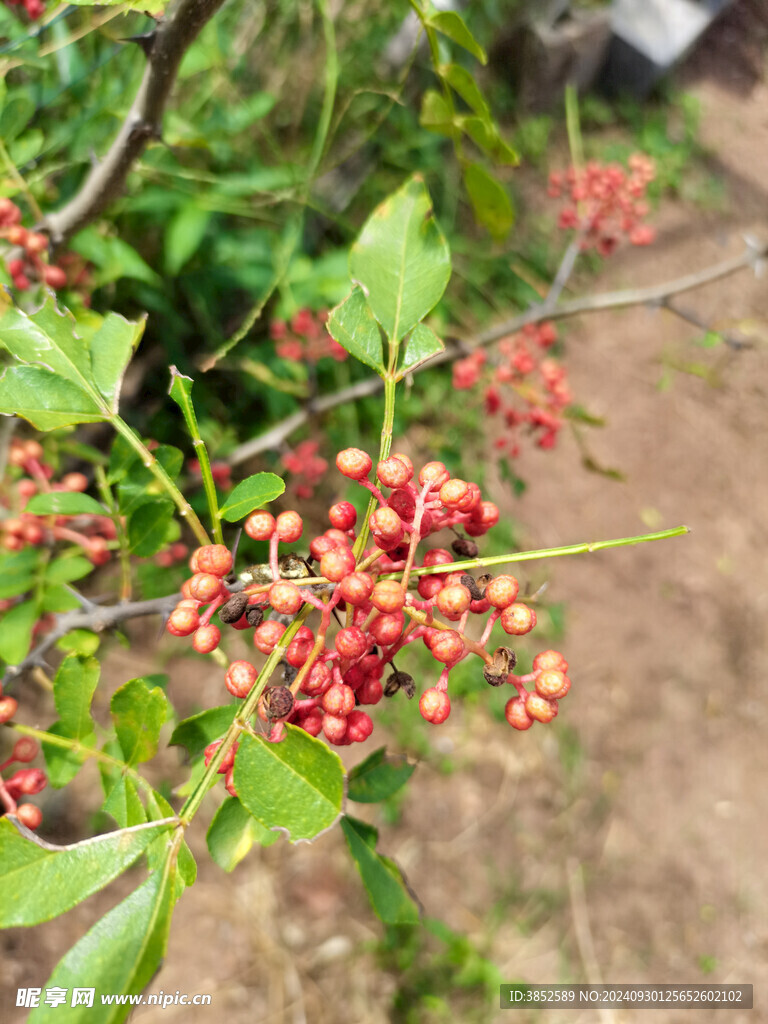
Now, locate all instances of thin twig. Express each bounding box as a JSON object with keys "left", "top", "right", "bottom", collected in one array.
[
  {"left": 2, "top": 593, "right": 180, "bottom": 686},
  {"left": 43, "top": 0, "right": 227, "bottom": 247},
  {"left": 228, "top": 241, "right": 766, "bottom": 465}
]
